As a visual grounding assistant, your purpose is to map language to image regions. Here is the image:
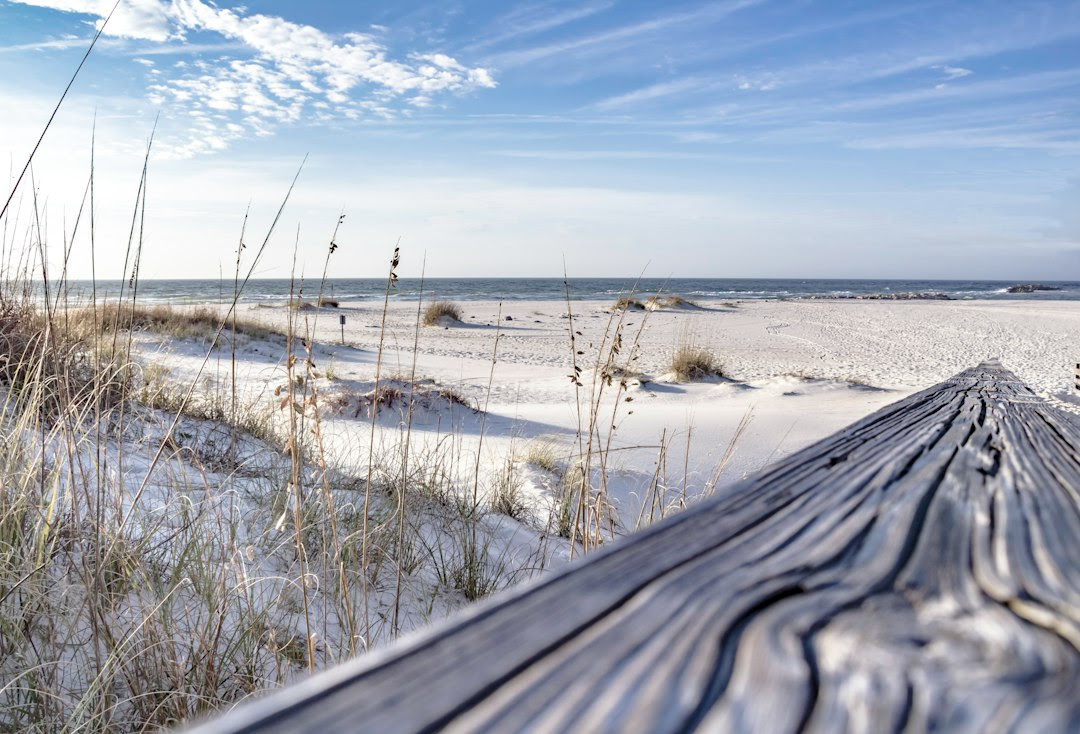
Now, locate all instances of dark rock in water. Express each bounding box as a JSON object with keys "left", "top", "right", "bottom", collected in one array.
[{"left": 1007, "top": 283, "right": 1061, "bottom": 294}]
